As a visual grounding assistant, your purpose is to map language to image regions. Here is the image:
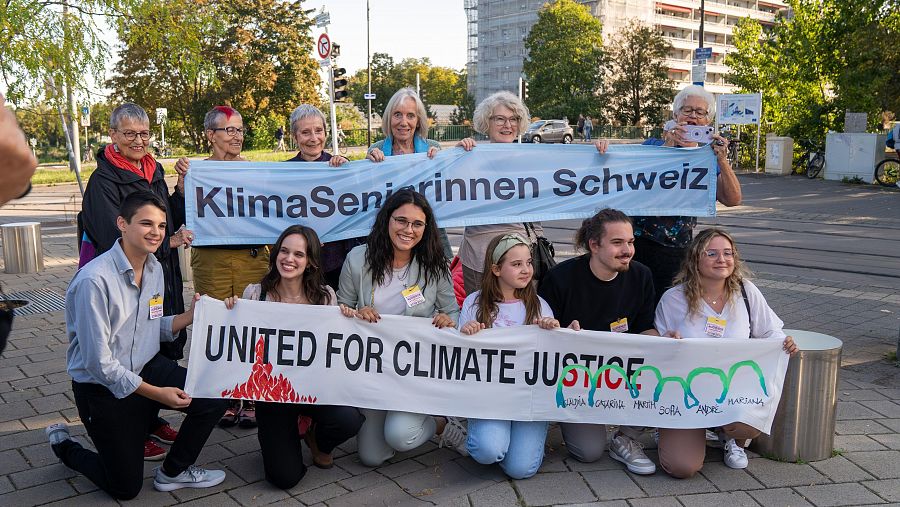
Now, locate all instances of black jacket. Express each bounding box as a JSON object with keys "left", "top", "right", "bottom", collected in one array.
[{"left": 81, "top": 146, "right": 188, "bottom": 359}]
